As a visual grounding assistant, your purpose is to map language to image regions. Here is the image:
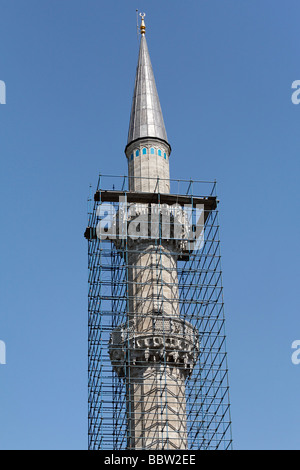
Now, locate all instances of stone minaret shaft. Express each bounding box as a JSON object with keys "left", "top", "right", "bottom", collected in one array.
[{"left": 109, "top": 17, "right": 198, "bottom": 450}]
